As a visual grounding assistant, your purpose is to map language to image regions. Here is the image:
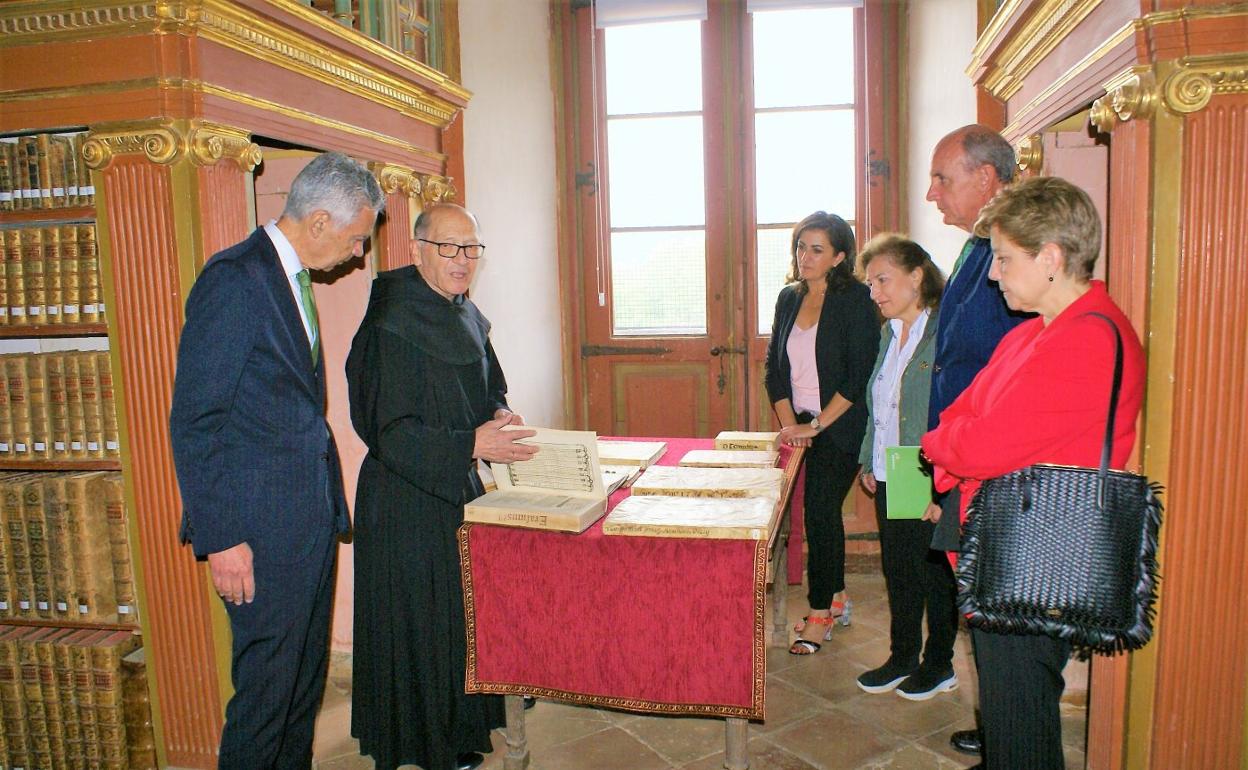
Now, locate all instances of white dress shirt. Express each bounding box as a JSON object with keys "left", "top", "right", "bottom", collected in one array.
[
  {"left": 870, "top": 309, "right": 930, "bottom": 482},
  {"left": 263, "top": 220, "right": 317, "bottom": 350}
]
